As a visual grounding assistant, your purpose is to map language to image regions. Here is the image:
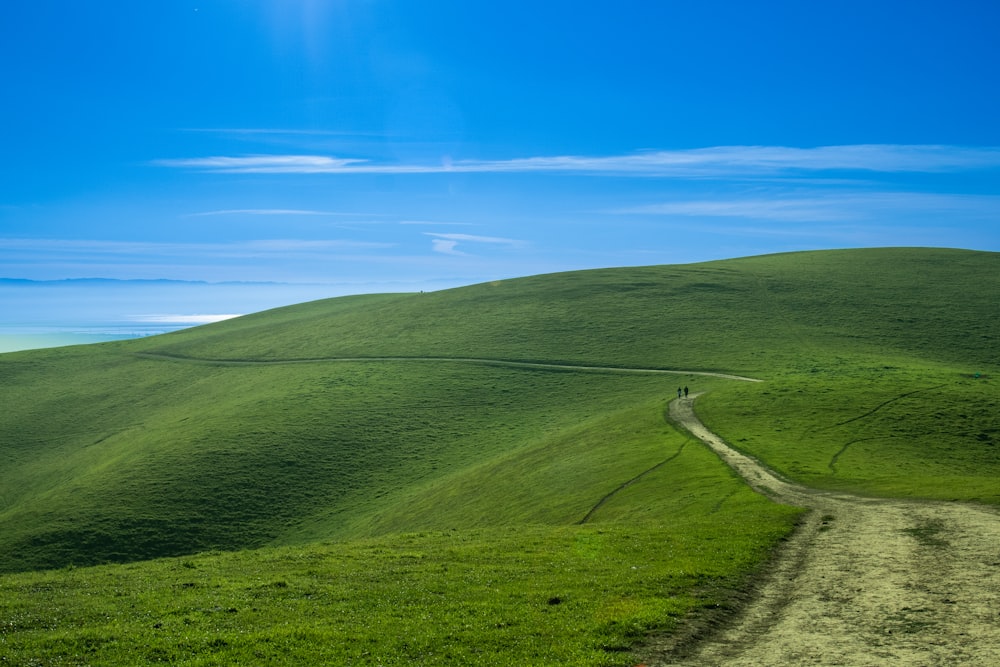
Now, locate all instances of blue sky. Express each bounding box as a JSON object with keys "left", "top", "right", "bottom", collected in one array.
[{"left": 2, "top": 0, "right": 999, "bottom": 308}]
